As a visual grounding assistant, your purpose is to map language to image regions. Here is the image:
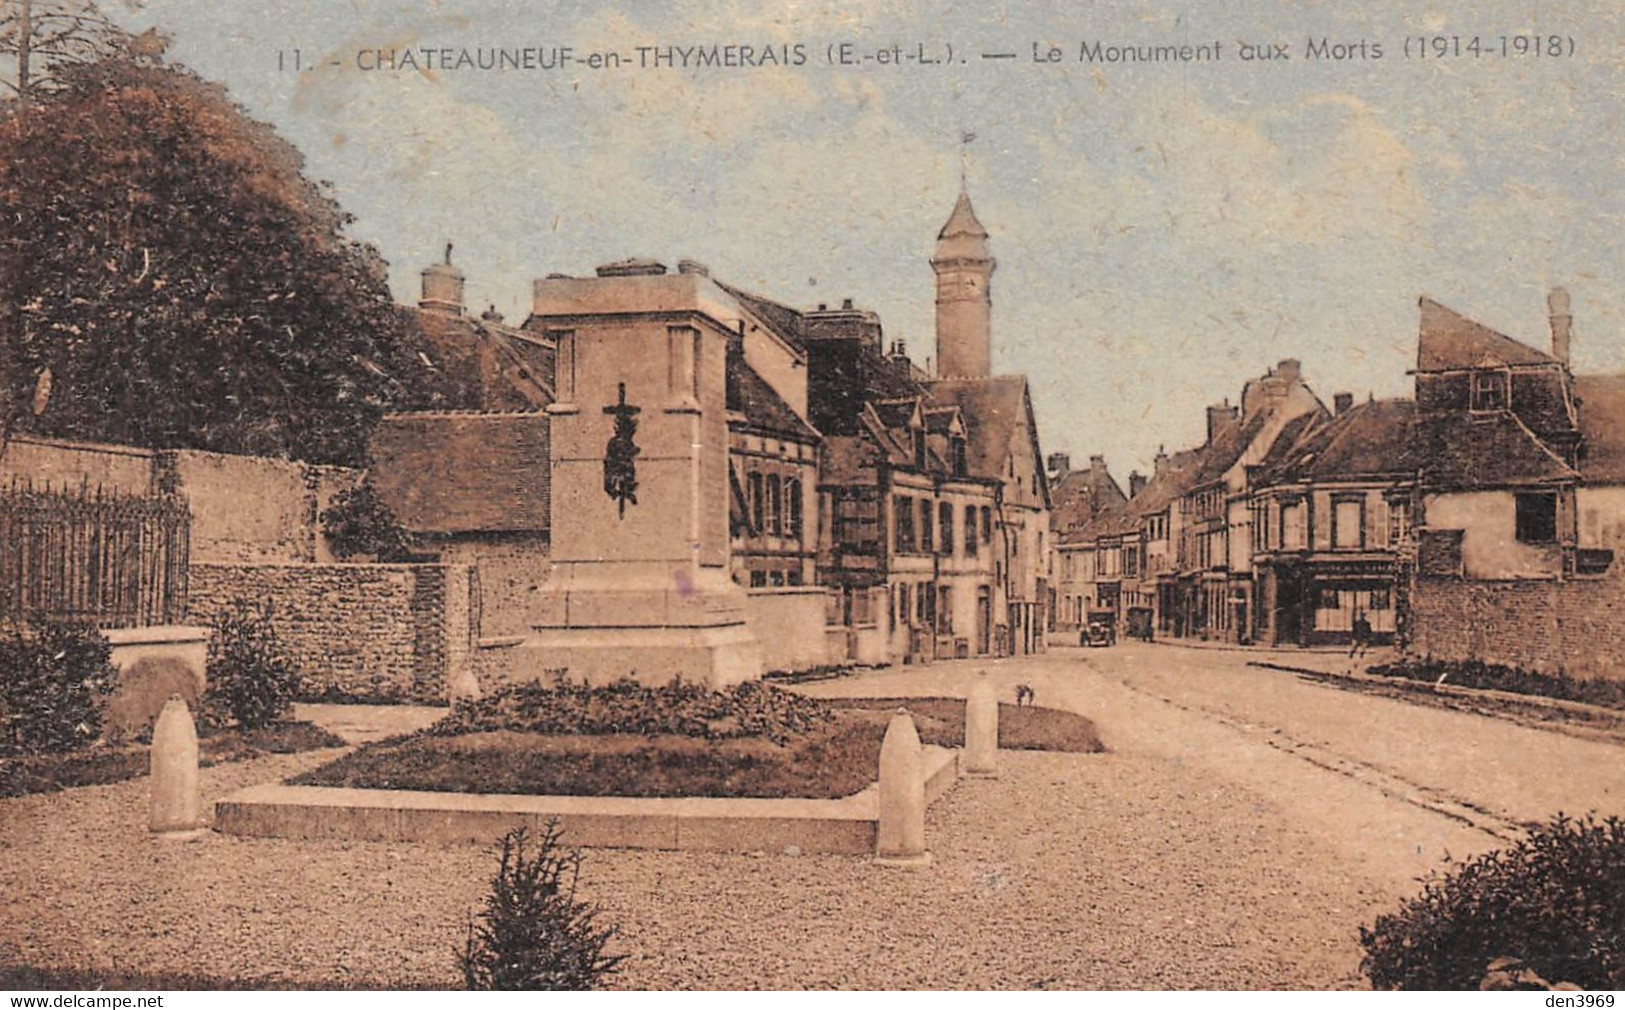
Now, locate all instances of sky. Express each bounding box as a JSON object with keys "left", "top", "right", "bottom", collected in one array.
[{"left": 116, "top": 0, "right": 1625, "bottom": 478}]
